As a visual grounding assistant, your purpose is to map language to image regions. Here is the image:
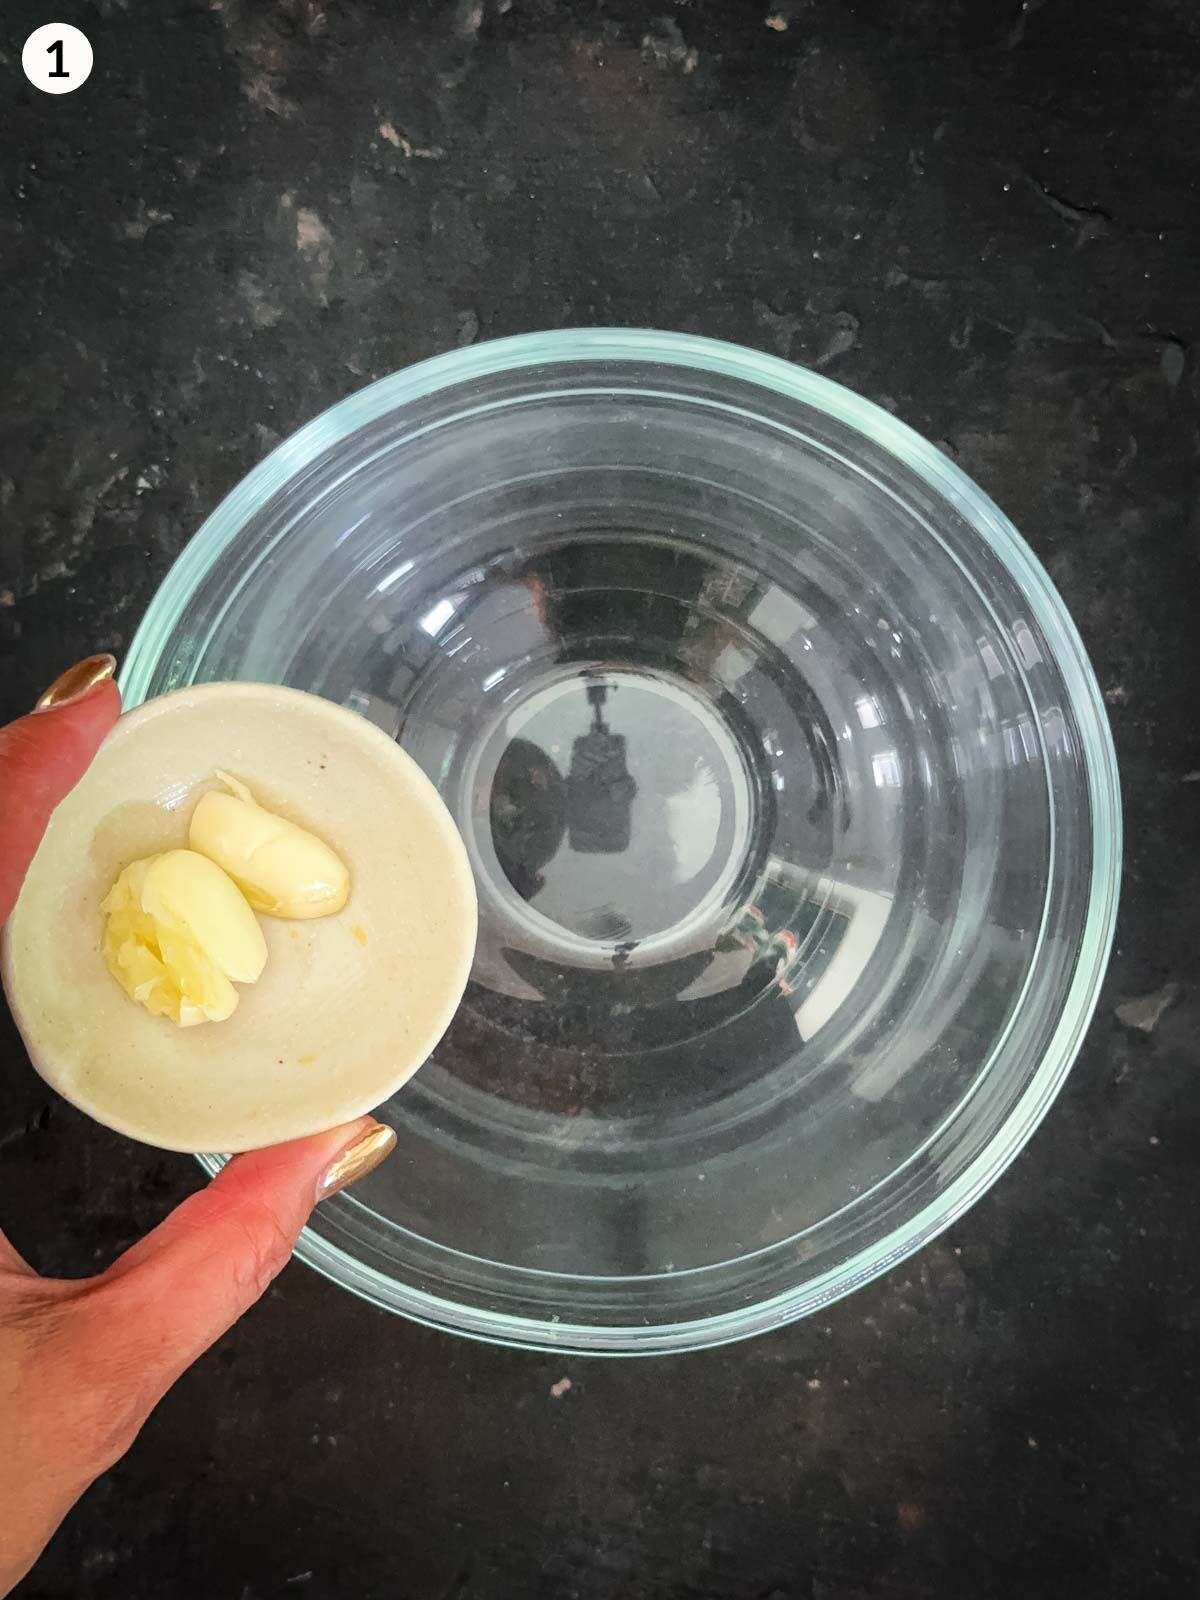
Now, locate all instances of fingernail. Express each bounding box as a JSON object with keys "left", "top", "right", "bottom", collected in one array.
[
  {"left": 34, "top": 654, "right": 117, "bottom": 712},
  {"left": 316, "top": 1119, "right": 396, "bottom": 1202}
]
